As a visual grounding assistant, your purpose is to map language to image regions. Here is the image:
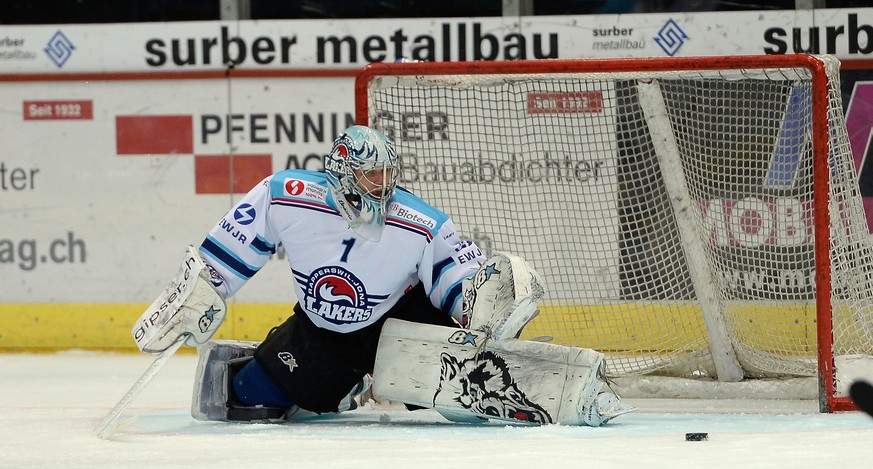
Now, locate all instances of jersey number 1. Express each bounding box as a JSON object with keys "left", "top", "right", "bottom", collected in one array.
[{"left": 340, "top": 237, "right": 356, "bottom": 263}]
